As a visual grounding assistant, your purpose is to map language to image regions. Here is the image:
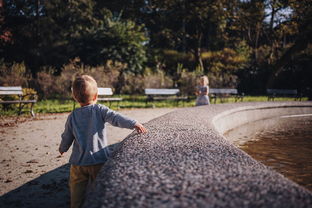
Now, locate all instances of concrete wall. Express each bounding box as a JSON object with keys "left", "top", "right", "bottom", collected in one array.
[
  {"left": 84, "top": 102, "right": 312, "bottom": 208},
  {"left": 212, "top": 103, "right": 312, "bottom": 135}
]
